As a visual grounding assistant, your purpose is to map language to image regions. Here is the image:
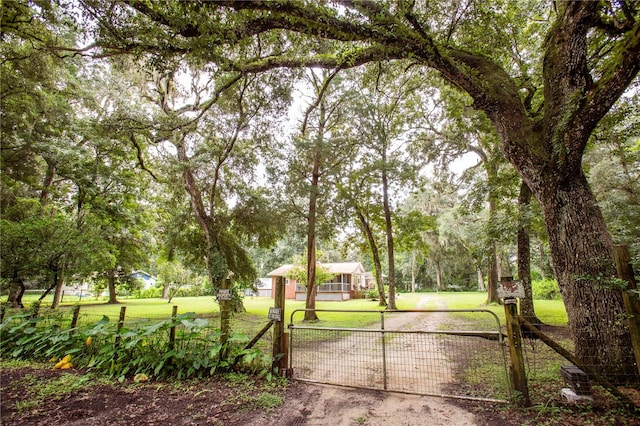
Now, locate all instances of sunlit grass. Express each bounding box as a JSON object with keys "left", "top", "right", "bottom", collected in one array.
[
  {"left": 3, "top": 291, "right": 567, "bottom": 329},
  {"left": 76, "top": 296, "right": 220, "bottom": 319}
]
